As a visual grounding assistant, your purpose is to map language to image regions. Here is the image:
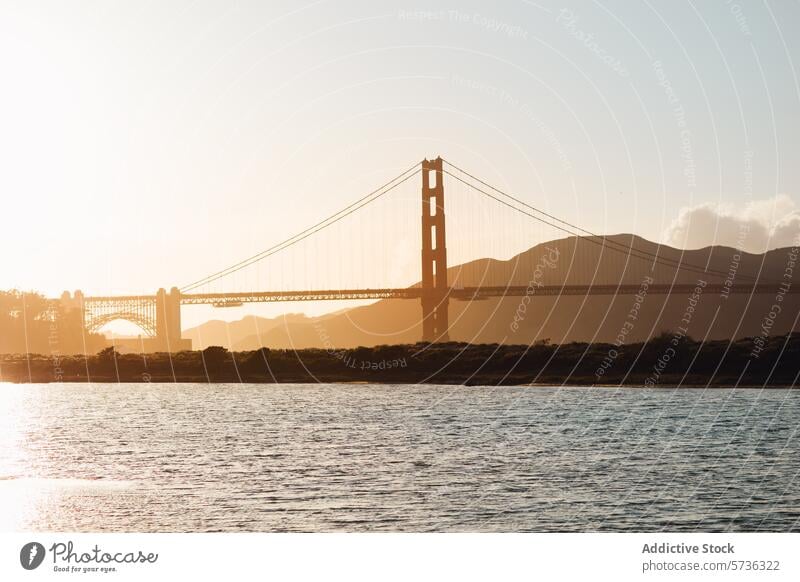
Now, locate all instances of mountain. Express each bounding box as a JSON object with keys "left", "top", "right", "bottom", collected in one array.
[
  {"left": 186, "top": 234, "right": 800, "bottom": 349},
  {"left": 183, "top": 310, "right": 350, "bottom": 350}
]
